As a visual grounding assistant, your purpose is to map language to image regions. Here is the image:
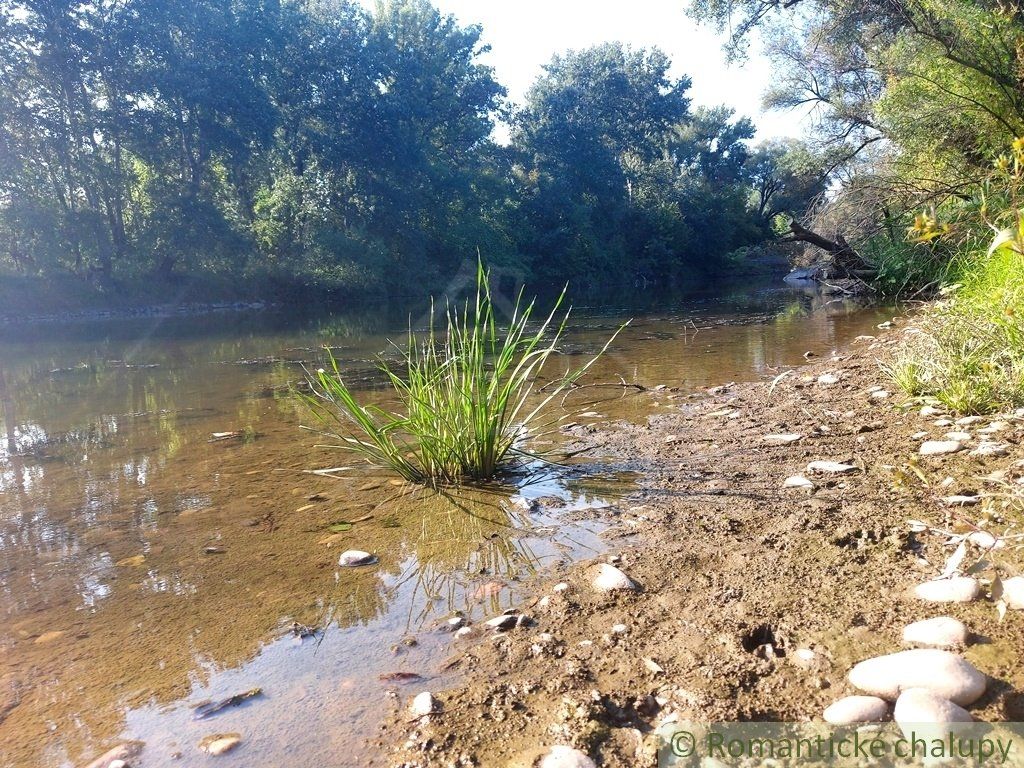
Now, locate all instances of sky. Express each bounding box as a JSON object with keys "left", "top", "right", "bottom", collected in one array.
[{"left": 362, "top": 0, "right": 809, "bottom": 143}]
